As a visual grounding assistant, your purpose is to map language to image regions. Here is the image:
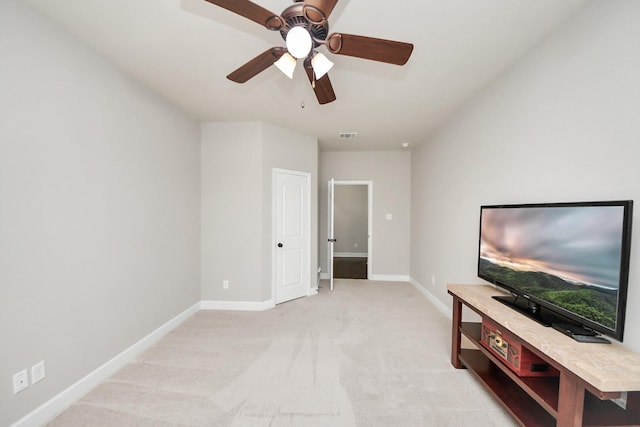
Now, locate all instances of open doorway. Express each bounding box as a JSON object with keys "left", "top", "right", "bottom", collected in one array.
[{"left": 328, "top": 181, "right": 372, "bottom": 285}]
